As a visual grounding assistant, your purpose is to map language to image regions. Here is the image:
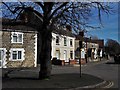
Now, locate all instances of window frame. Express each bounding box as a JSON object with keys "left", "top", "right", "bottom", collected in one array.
[
  {"left": 11, "top": 32, "right": 23, "bottom": 44},
  {"left": 10, "top": 48, "right": 25, "bottom": 61},
  {"left": 64, "top": 37, "right": 67, "bottom": 46},
  {"left": 56, "top": 36, "right": 59, "bottom": 45},
  {"left": 70, "top": 51, "right": 73, "bottom": 59},
  {"left": 0, "top": 48, "right": 7, "bottom": 68},
  {"left": 70, "top": 39, "right": 73, "bottom": 47}
]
